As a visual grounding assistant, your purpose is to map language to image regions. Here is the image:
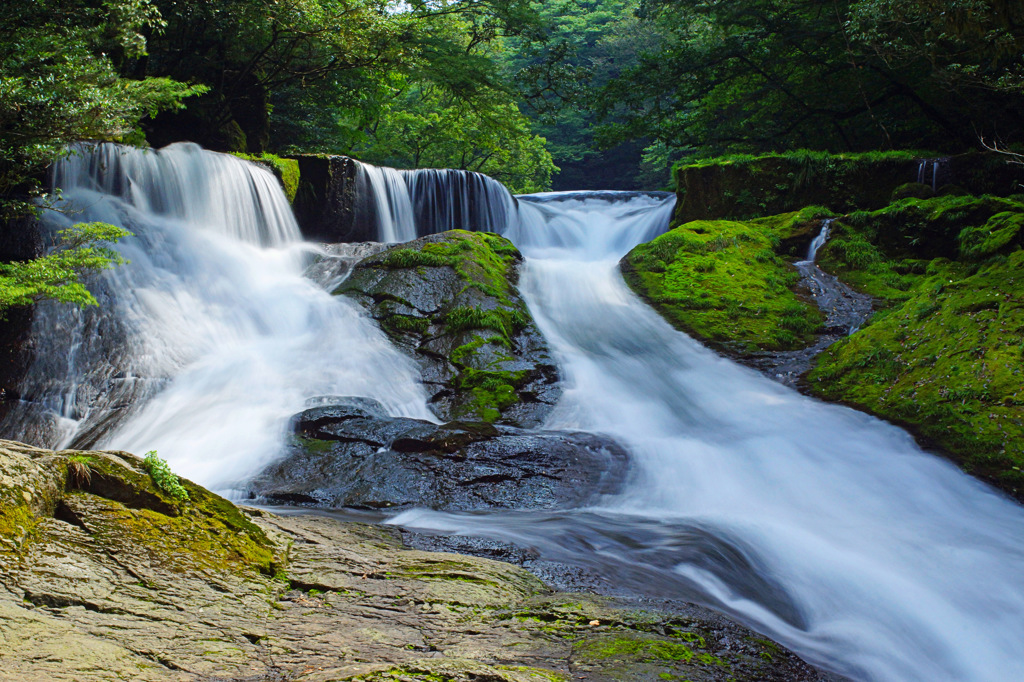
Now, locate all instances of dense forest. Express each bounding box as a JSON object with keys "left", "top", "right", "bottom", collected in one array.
[{"left": 2, "top": 0, "right": 1023, "bottom": 306}]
